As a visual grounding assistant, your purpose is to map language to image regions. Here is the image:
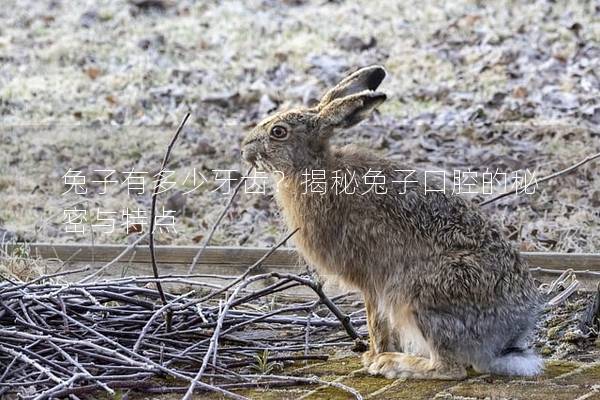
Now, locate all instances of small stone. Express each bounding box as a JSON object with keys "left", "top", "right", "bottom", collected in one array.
[
  {"left": 230, "top": 170, "right": 243, "bottom": 182},
  {"left": 569, "top": 22, "right": 583, "bottom": 36},
  {"left": 582, "top": 105, "right": 600, "bottom": 125},
  {"left": 137, "top": 33, "right": 165, "bottom": 50},
  {"left": 105, "top": 94, "right": 118, "bottom": 105},
  {"left": 202, "top": 91, "right": 240, "bottom": 108},
  {"left": 486, "top": 92, "right": 507, "bottom": 108},
  {"left": 337, "top": 36, "right": 377, "bottom": 52},
  {"left": 33, "top": 148, "right": 49, "bottom": 162},
  {"left": 165, "top": 190, "right": 186, "bottom": 215},
  {"left": 127, "top": 224, "right": 144, "bottom": 235},
  {"left": 129, "top": 0, "right": 171, "bottom": 11},
  {"left": 194, "top": 139, "right": 216, "bottom": 156},
  {"left": 80, "top": 10, "right": 98, "bottom": 28},
  {"left": 562, "top": 329, "right": 585, "bottom": 343},
  {"left": 137, "top": 38, "right": 151, "bottom": 50}
]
